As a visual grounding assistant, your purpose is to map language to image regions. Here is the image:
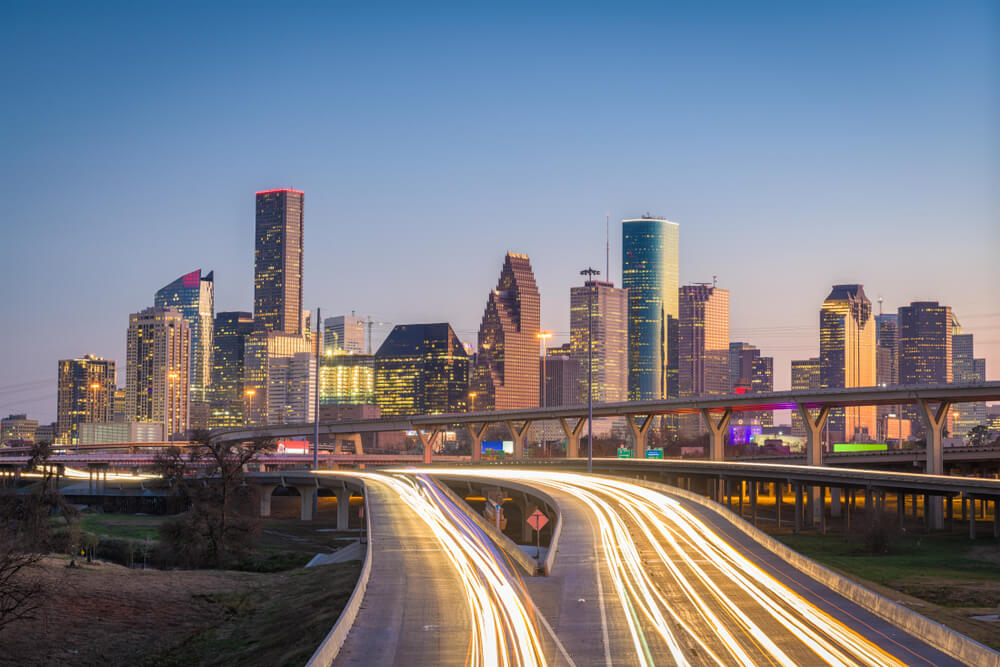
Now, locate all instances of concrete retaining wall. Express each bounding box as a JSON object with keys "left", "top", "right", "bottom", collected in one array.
[
  {"left": 625, "top": 476, "right": 1000, "bottom": 667},
  {"left": 306, "top": 481, "right": 374, "bottom": 667}
]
